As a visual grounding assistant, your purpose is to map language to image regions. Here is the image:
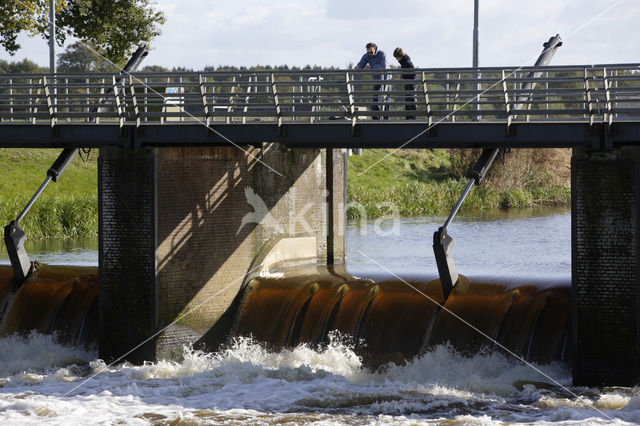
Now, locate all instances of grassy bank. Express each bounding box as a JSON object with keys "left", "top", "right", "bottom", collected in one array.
[
  {"left": 0, "top": 148, "right": 570, "bottom": 238},
  {"left": 0, "top": 149, "right": 98, "bottom": 238},
  {"left": 347, "top": 149, "right": 570, "bottom": 218}
]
